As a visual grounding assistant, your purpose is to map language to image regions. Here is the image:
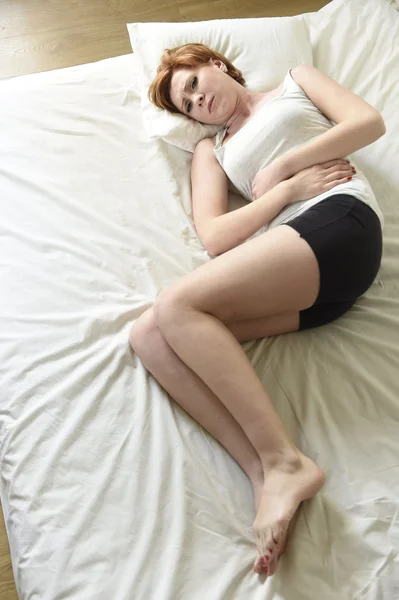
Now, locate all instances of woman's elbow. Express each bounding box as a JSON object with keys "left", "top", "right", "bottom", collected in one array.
[{"left": 373, "top": 113, "right": 386, "bottom": 137}]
